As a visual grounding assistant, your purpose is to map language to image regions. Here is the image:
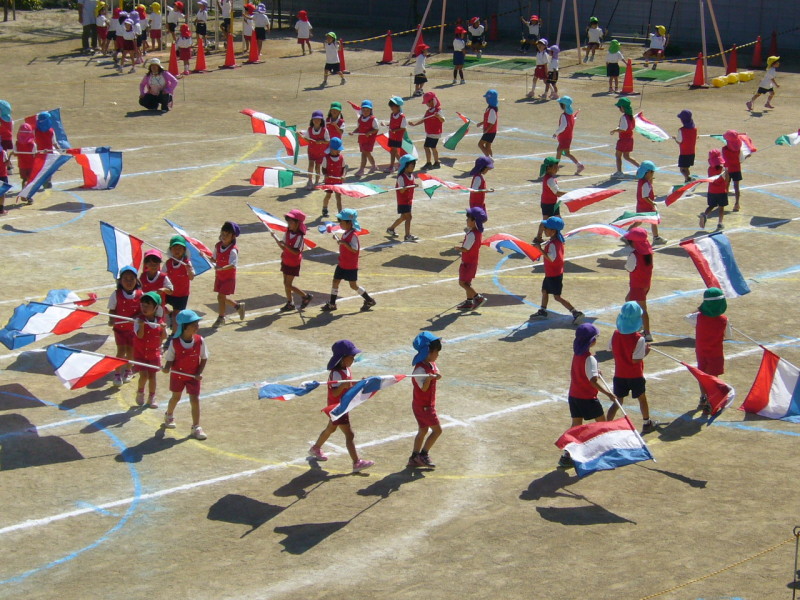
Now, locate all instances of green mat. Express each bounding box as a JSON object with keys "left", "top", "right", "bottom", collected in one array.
[
  {"left": 481, "top": 58, "right": 538, "bottom": 71},
  {"left": 428, "top": 56, "right": 502, "bottom": 69},
  {"left": 572, "top": 65, "right": 611, "bottom": 77},
  {"left": 633, "top": 68, "right": 691, "bottom": 82}
]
